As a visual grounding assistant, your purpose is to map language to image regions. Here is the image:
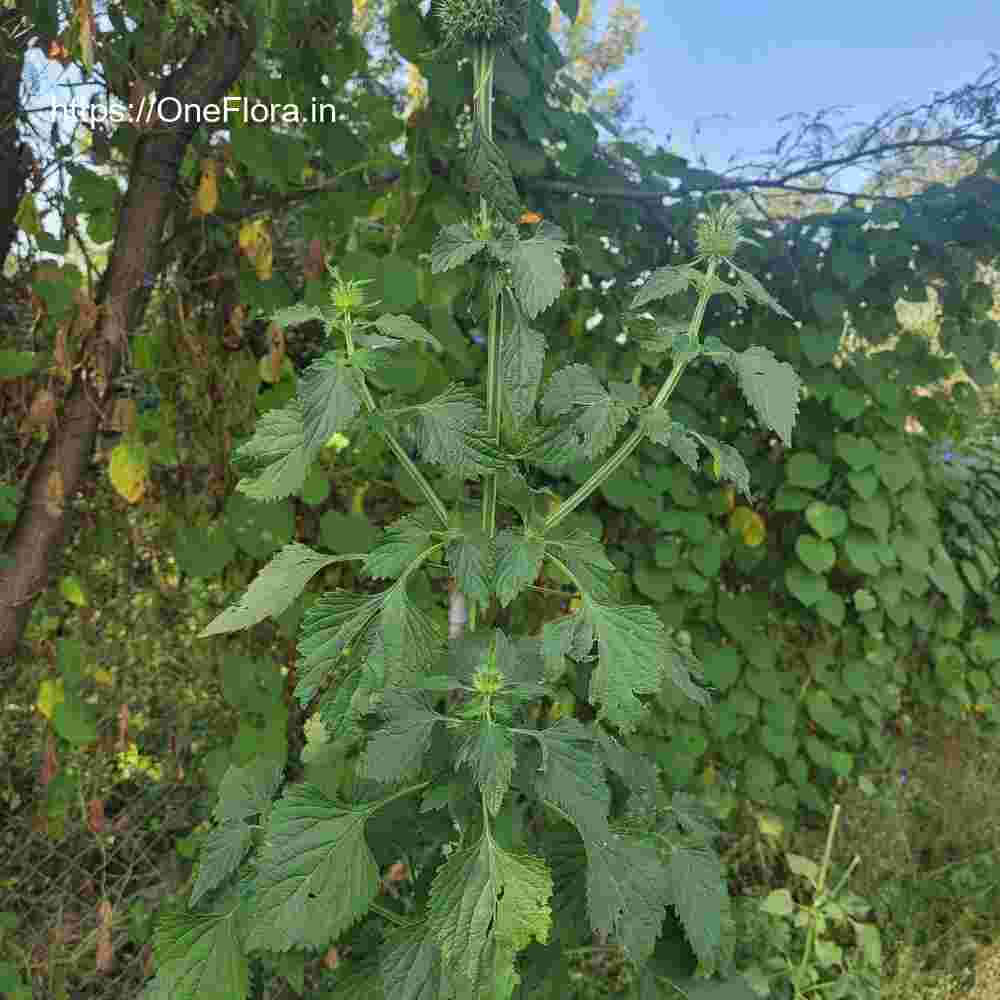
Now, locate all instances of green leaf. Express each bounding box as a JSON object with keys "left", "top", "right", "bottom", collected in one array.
[
  {"left": 796, "top": 535, "right": 836, "bottom": 574},
  {"left": 466, "top": 121, "right": 520, "bottom": 222},
  {"left": 531, "top": 719, "right": 610, "bottom": 839},
  {"left": 447, "top": 529, "right": 495, "bottom": 608},
  {"left": 834, "top": 433, "right": 879, "bottom": 471},
  {"left": 271, "top": 303, "right": 329, "bottom": 330},
  {"left": 731, "top": 266, "right": 792, "bottom": 319},
  {"left": 190, "top": 823, "right": 252, "bottom": 907},
  {"left": 145, "top": 905, "right": 248, "bottom": 1000},
  {"left": 785, "top": 565, "right": 828, "bottom": 607},
  {"left": 201, "top": 544, "right": 354, "bottom": 637},
  {"left": 192, "top": 760, "right": 284, "bottom": 902},
  {"left": 360, "top": 690, "right": 442, "bottom": 783},
  {"left": 455, "top": 722, "right": 516, "bottom": 815},
  {"left": 373, "top": 314, "right": 441, "bottom": 348},
  {"left": 216, "top": 758, "right": 284, "bottom": 823},
  {"left": 501, "top": 295, "right": 547, "bottom": 427},
  {"left": 786, "top": 452, "right": 831, "bottom": 490},
  {"left": 715, "top": 345, "right": 801, "bottom": 447},
  {"left": 540, "top": 364, "right": 631, "bottom": 461},
  {"left": 583, "top": 597, "right": 710, "bottom": 733},
  {"left": 495, "top": 529, "right": 545, "bottom": 607},
  {"left": 642, "top": 410, "right": 700, "bottom": 472},
  {"left": 246, "top": 784, "right": 379, "bottom": 952},
  {"left": 379, "top": 921, "right": 454, "bottom": 1000},
  {"left": 667, "top": 845, "right": 726, "bottom": 966},
  {"left": 507, "top": 228, "right": 570, "bottom": 319},
  {"left": 585, "top": 830, "right": 671, "bottom": 963},
  {"left": 429, "top": 223, "right": 487, "bottom": 273},
  {"left": 52, "top": 696, "right": 98, "bottom": 744},
  {"left": 233, "top": 399, "right": 310, "bottom": 501},
  {"left": 402, "top": 384, "right": 505, "bottom": 475},
  {"left": 545, "top": 530, "right": 616, "bottom": 603},
  {"left": 294, "top": 584, "right": 443, "bottom": 705},
  {"left": 631, "top": 265, "right": 697, "bottom": 309},
  {"left": 299, "top": 352, "right": 363, "bottom": 459},
  {"left": 695, "top": 432, "right": 752, "bottom": 500},
  {"left": 804, "top": 502, "right": 848, "bottom": 540},
  {"left": 428, "top": 834, "right": 553, "bottom": 988},
  {"left": 363, "top": 510, "right": 438, "bottom": 581}
]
